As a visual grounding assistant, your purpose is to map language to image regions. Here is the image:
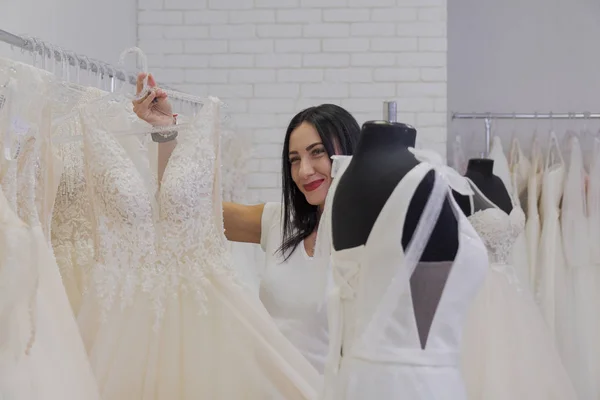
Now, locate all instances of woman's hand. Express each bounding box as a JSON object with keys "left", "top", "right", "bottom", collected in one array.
[{"left": 132, "top": 72, "right": 174, "bottom": 127}]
